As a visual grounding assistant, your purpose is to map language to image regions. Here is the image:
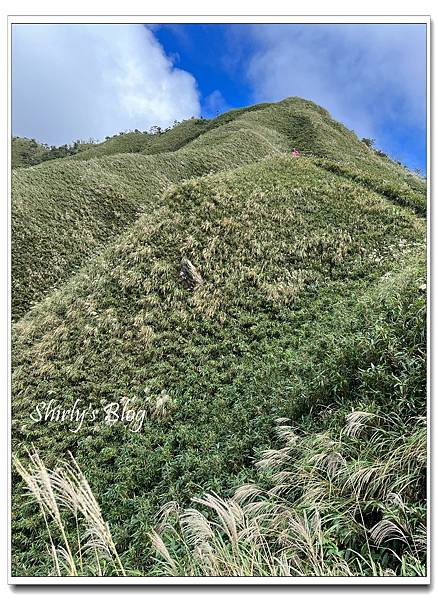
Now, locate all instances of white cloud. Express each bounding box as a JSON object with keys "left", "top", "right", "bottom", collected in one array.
[
  {"left": 203, "top": 90, "right": 231, "bottom": 118},
  {"left": 12, "top": 24, "right": 201, "bottom": 145},
  {"left": 244, "top": 24, "right": 426, "bottom": 143}
]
